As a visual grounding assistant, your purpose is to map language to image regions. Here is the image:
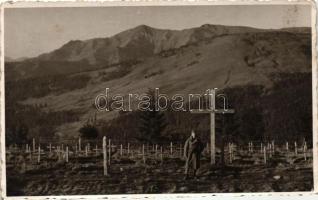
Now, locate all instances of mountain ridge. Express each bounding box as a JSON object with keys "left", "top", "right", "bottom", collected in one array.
[
  {"left": 35, "top": 24, "right": 310, "bottom": 65},
  {"left": 6, "top": 24, "right": 311, "bottom": 81},
  {"left": 5, "top": 23, "right": 312, "bottom": 137}
]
